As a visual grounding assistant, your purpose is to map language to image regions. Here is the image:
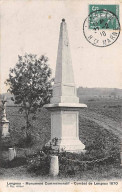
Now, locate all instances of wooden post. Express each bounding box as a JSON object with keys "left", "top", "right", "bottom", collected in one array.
[{"left": 50, "top": 155, "right": 59, "bottom": 176}]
